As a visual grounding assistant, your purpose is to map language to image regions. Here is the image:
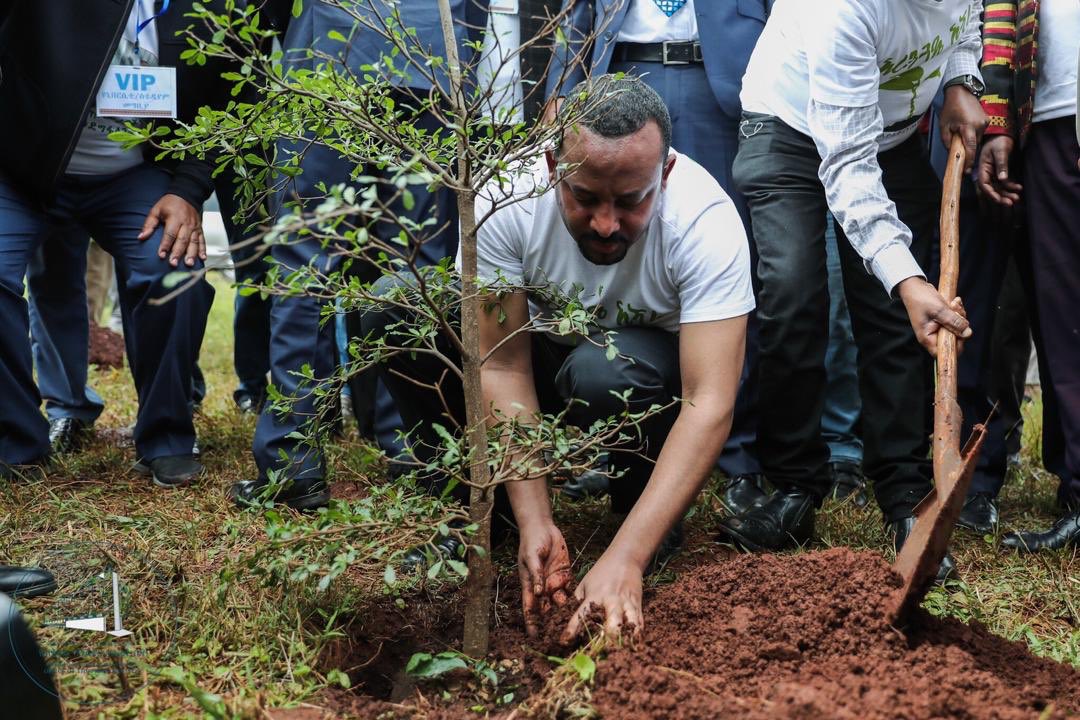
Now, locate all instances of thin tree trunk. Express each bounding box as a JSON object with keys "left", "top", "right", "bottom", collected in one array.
[{"left": 435, "top": 0, "right": 493, "bottom": 658}]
